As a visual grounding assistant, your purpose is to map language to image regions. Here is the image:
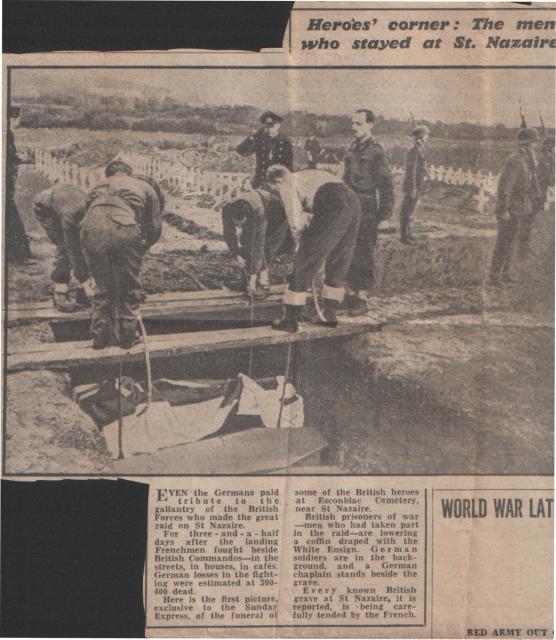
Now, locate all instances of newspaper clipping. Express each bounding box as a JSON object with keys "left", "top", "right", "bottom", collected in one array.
[{"left": 2, "top": 1, "right": 554, "bottom": 637}]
